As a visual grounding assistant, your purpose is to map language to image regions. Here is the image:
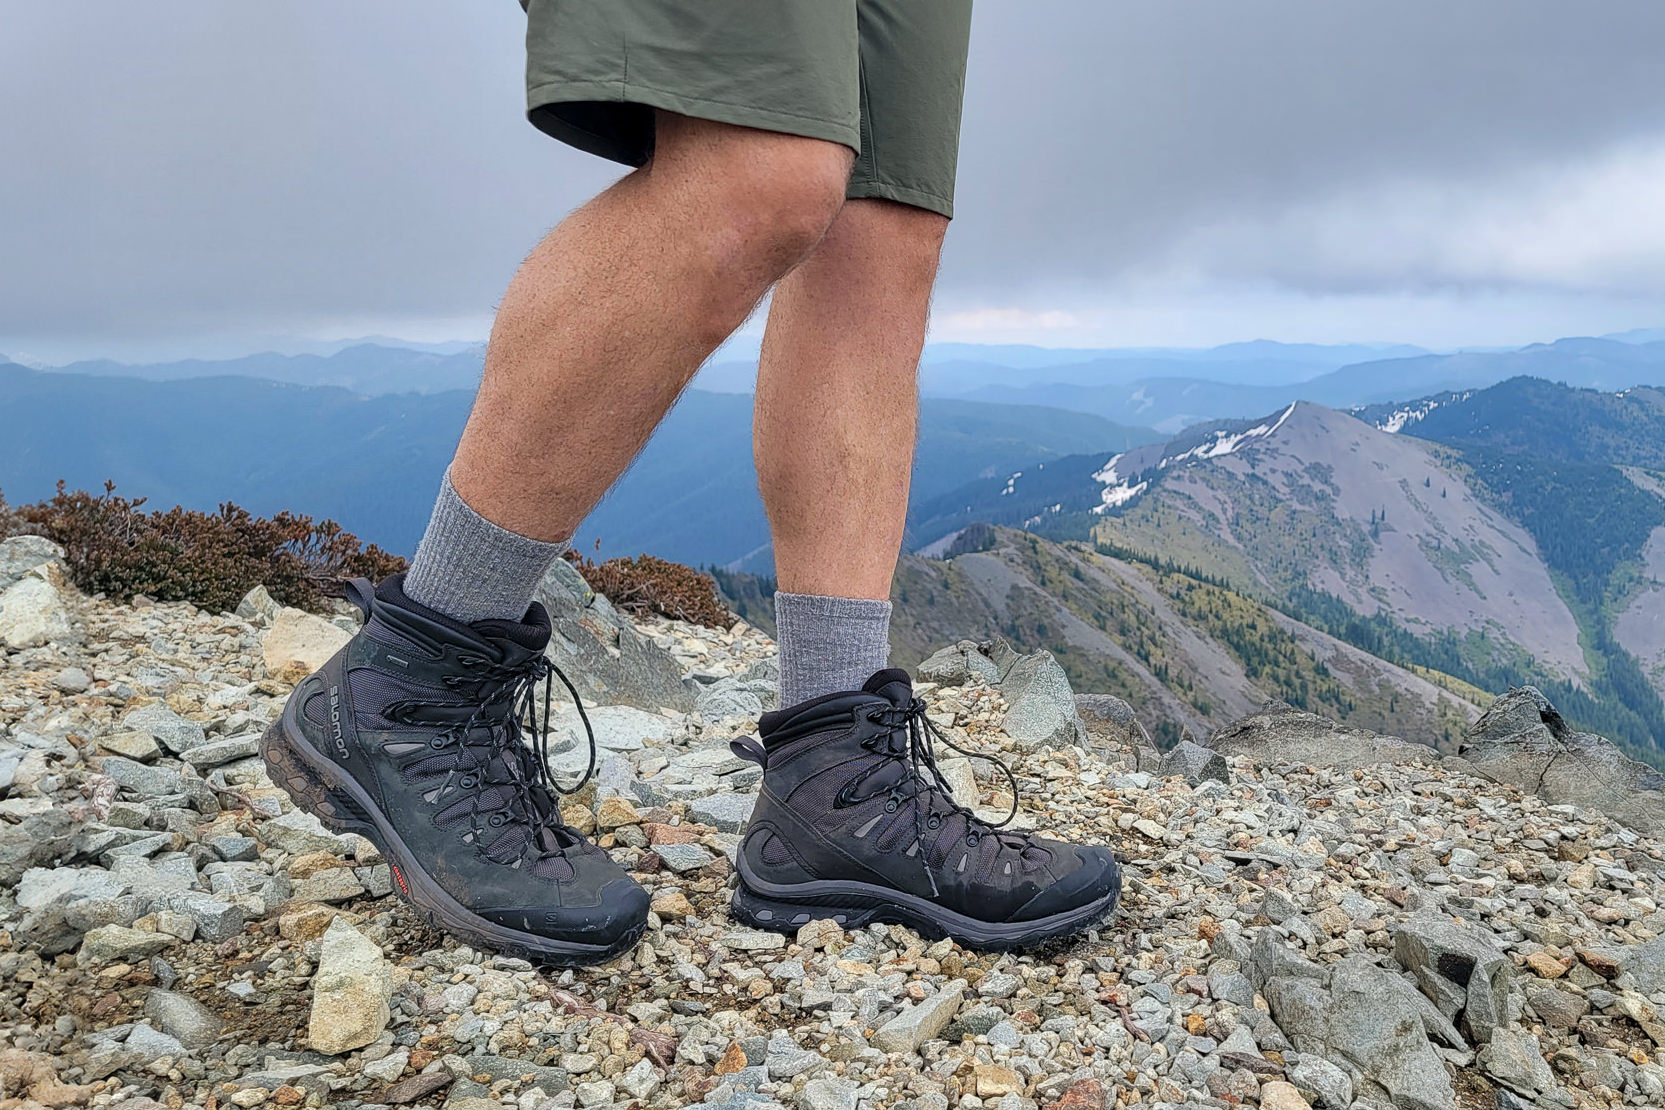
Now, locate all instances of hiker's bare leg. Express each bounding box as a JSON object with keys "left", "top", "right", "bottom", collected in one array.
[
  {"left": 451, "top": 113, "right": 853, "bottom": 542},
  {"left": 754, "top": 199, "right": 948, "bottom": 600}
]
